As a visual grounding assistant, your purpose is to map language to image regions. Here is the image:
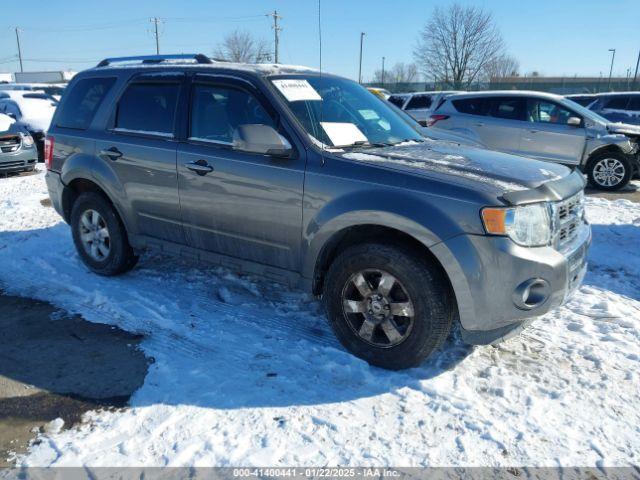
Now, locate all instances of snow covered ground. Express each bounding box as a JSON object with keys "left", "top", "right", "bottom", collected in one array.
[{"left": 0, "top": 169, "right": 639, "bottom": 467}]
